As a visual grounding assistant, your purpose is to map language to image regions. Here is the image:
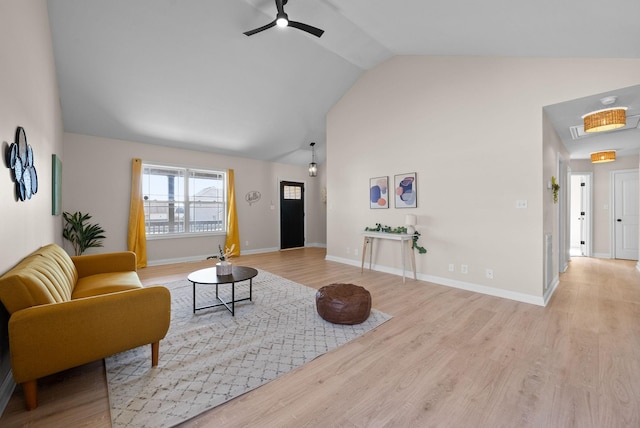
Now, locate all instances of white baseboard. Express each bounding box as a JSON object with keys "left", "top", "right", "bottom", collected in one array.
[
  {"left": 241, "top": 247, "right": 280, "bottom": 255},
  {"left": 326, "top": 255, "right": 546, "bottom": 306},
  {"left": 305, "top": 242, "right": 327, "bottom": 249},
  {"left": 147, "top": 245, "right": 326, "bottom": 266},
  {"left": 593, "top": 252, "right": 612, "bottom": 259},
  {"left": 543, "top": 276, "right": 560, "bottom": 306},
  {"left": 147, "top": 247, "right": 279, "bottom": 266}
]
